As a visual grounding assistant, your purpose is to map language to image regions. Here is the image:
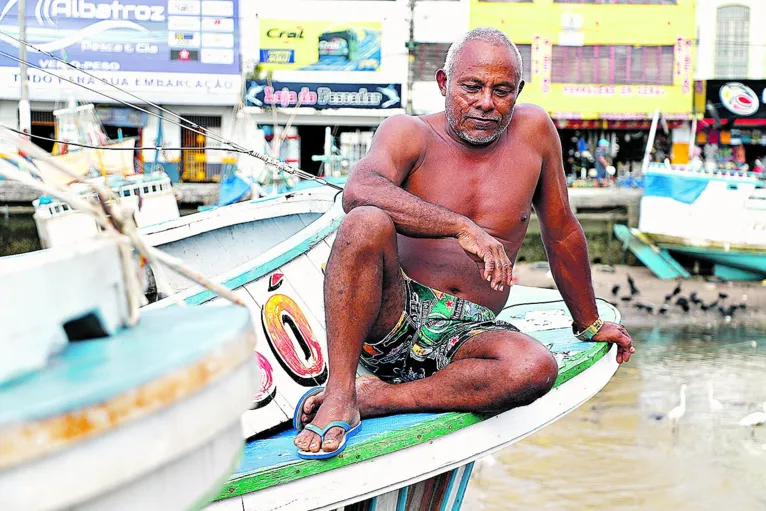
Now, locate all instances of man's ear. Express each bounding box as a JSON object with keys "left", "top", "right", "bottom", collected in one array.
[
  {"left": 436, "top": 69, "right": 448, "bottom": 96},
  {"left": 517, "top": 79, "right": 525, "bottom": 96}
]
